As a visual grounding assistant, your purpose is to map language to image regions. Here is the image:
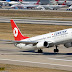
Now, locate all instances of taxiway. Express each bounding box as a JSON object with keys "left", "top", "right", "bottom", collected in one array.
[
  {"left": 0, "top": 17, "right": 72, "bottom": 25},
  {"left": 0, "top": 43, "right": 72, "bottom": 71}
]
